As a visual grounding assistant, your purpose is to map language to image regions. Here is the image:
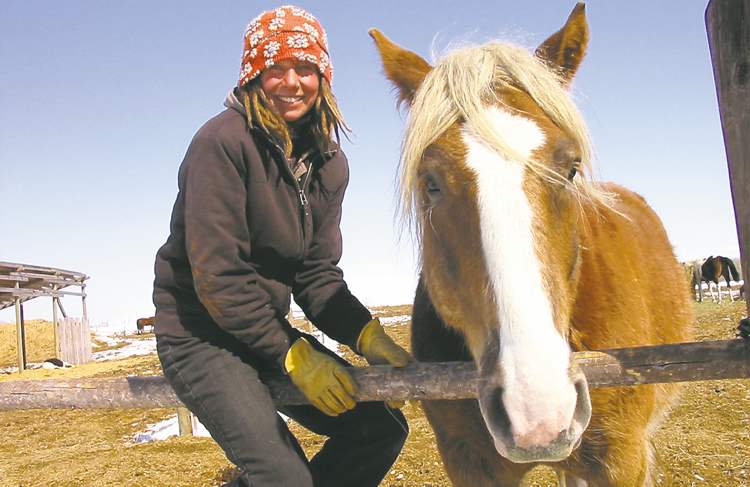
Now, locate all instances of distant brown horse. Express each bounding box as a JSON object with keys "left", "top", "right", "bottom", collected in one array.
[
  {"left": 371, "top": 3, "right": 692, "bottom": 485},
  {"left": 136, "top": 316, "right": 155, "bottom": 334},
  {"left": 701, "top": 255, "right": 740, "bottom": 303}
]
